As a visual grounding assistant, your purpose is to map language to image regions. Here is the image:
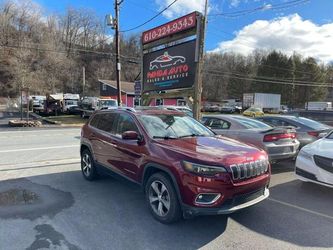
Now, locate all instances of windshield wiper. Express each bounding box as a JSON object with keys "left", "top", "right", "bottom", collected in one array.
[
  {"left": 153, "top": 136, "right": 178, "bottom": 140},
  {"left": 178, "top": 134, "right": 207, "bottom": 138}
]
